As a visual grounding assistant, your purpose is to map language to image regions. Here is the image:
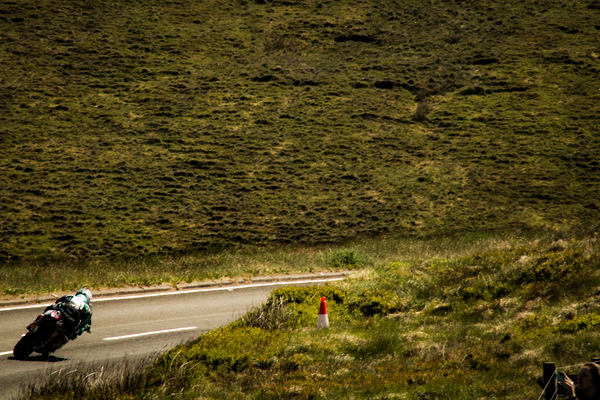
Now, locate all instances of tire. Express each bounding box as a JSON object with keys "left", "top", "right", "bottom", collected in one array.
[
  {"left": 13, "top": 333, "right": 35, "bottom": 359},
  {"left": 14, "top": 320, "right": 55, "bottom": 359}
]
